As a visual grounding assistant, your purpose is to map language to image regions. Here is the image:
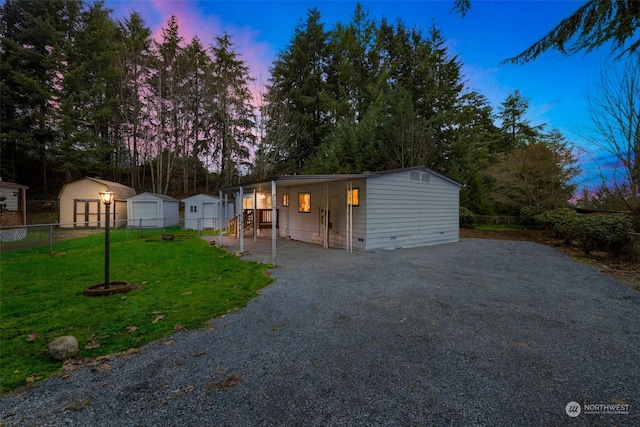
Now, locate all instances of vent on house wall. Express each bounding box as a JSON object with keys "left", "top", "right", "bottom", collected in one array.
[{"left": 410, "top": 171, "right": 430, "bottom": 183}]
